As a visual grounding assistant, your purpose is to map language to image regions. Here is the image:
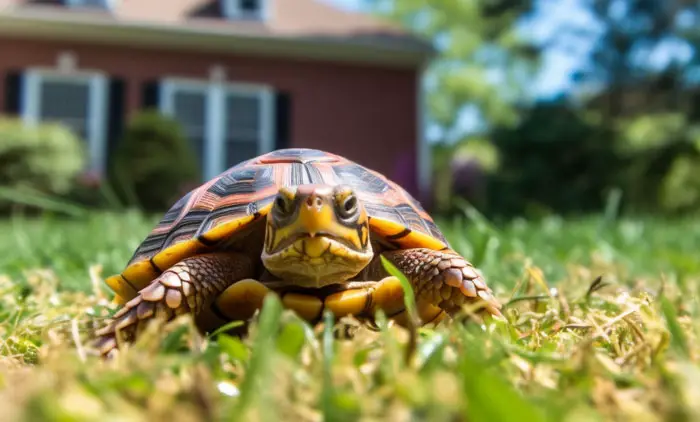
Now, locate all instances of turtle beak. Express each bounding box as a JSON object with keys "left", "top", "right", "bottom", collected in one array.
[
  {"left": 265, "top": 184, "right": 367, "bottom": 254},
  {"left": 297, "top": 191, "right": 335, "bottom": 238}
]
